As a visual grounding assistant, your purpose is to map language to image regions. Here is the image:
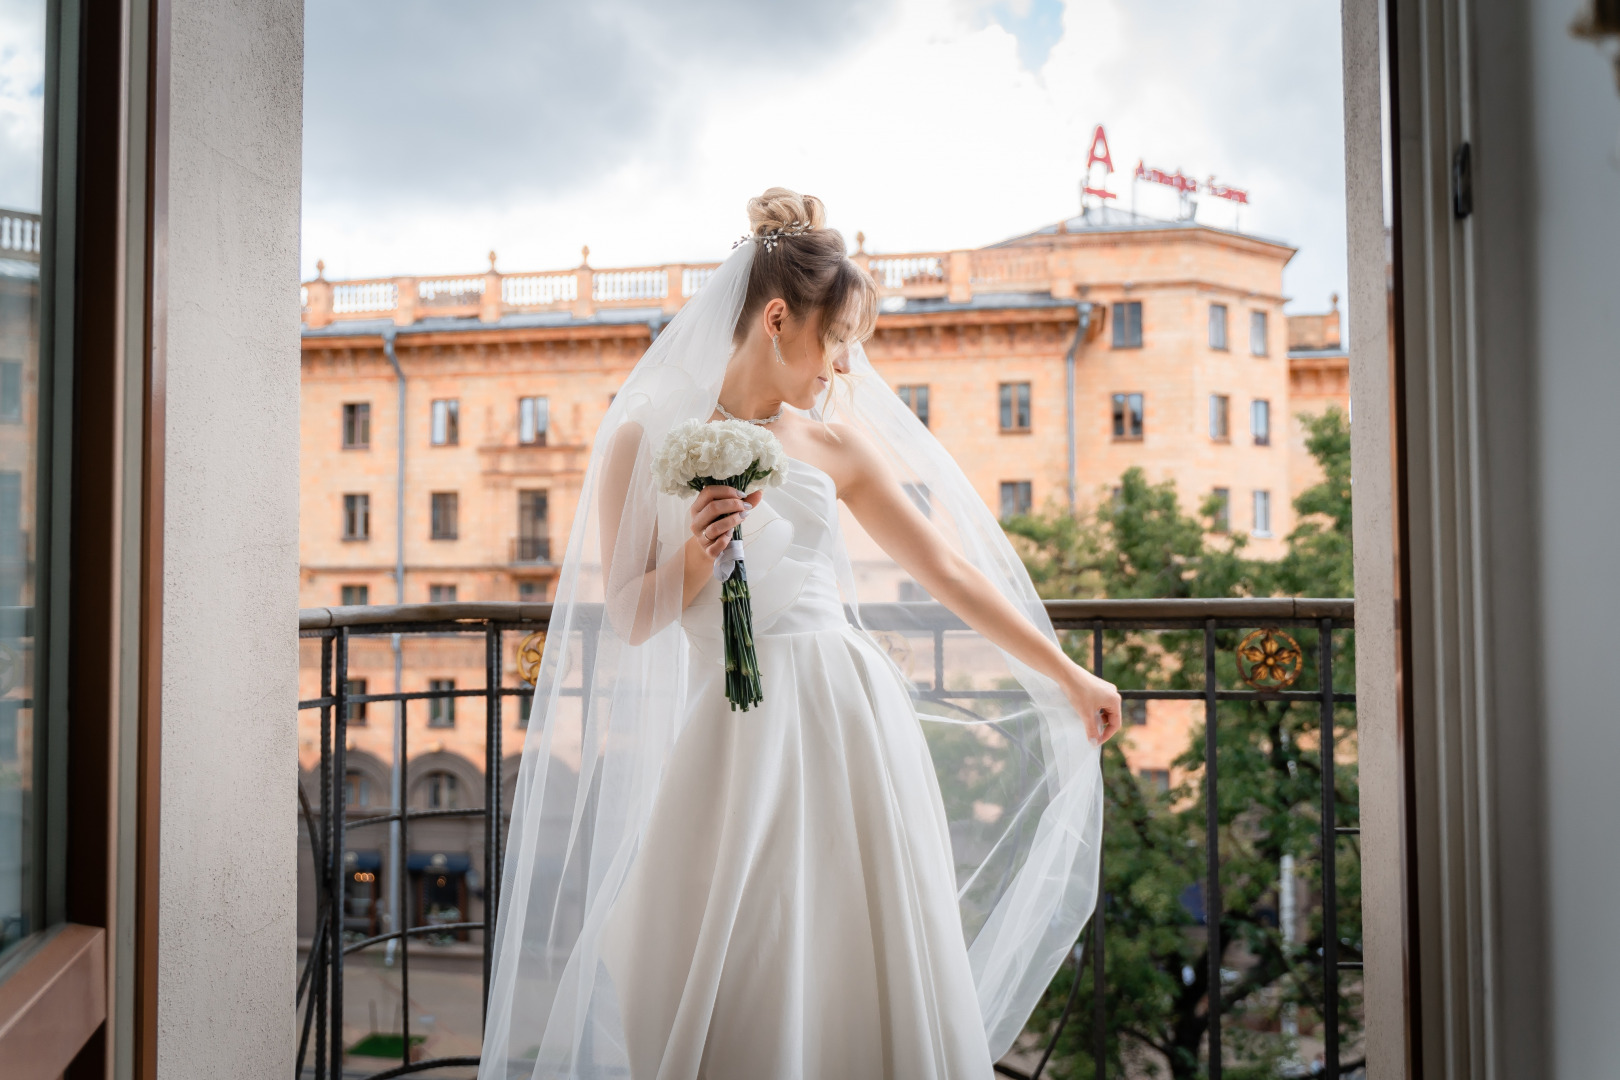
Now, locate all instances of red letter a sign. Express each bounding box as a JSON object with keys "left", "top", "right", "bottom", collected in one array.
[{"left": 1086, "top": 125, "right": 1114, "bottom": 174}]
